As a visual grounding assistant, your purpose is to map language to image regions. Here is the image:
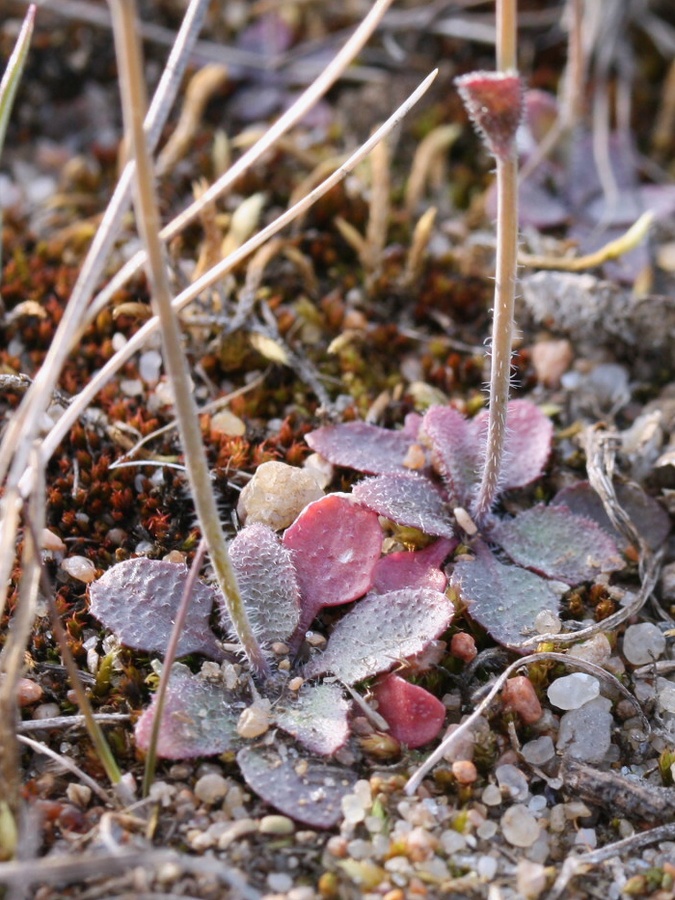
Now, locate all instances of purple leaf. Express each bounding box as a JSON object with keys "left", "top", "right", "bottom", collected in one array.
[
  {"left": 452, "top": 540, "right": 565, "bottom": 650},
  {"left": 305, "top": 421, "right": 420, "bottom": 474},
  {"left": 371, "top": 673, "right": 446, "bottom": 749},
  {"left": 303, "top": 588, "right": 453, "bottom": 684},
  {"left": 353, "top": 473, "right": 456, "bottom": 539},
  {"left": 455, "top": 70, "right": 524, "bottom": 161},
  {"left": 89, "top": 559, "right": 223, "bottom": 660},
  {"left": 493, "top": 505, "right": 624, "bottom": 584},
  {"left": 237, "top": 746, "right": 357, "bottom": 829},
  {"left": 135, "top": 666, "right": 240, "bottom": 758},
  {"left": 472, "top": 400, "right": 553, "bottom": 491},
  {"left": 420, "top": 405, "right": 479, "bottom": 505},
  {"left": 371, "top": 538, "right": 456, "bottom": 594},
  {"left": 553, "top": 481, "right": 671, "bottom": 553},
  {"left": 229, "top": 523, "right": 300, "bottom": 643},
  {"left": 273, "top": 683, "right": 350, "bottom": 756},
  {"left": 283, "top": 493, "right": 382, "bottom": 642}
]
